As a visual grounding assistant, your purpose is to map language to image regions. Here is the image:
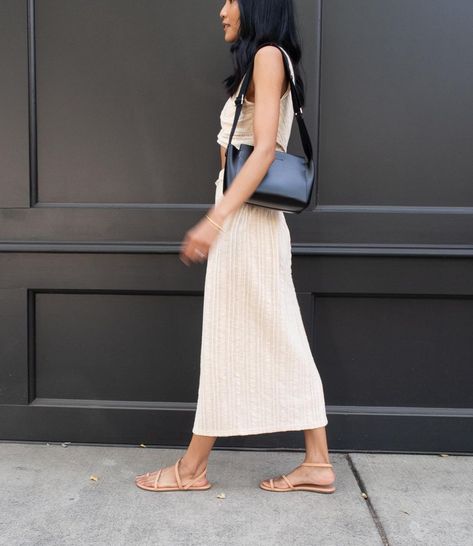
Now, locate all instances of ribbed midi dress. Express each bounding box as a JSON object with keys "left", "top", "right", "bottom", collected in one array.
[{"left": 192, "top": 73, "right": 328, "bottom": 437}]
